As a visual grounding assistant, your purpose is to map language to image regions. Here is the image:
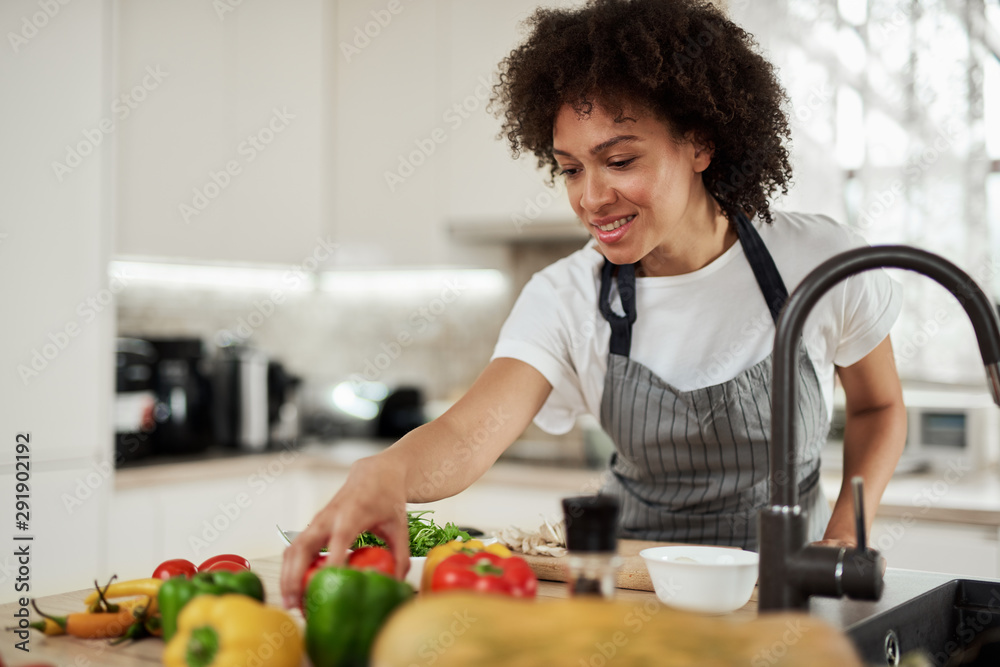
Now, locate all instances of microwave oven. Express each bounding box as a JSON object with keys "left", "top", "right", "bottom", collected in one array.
[{"left": 828, "top": 386, "right": 1000, "bottom": 470}]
